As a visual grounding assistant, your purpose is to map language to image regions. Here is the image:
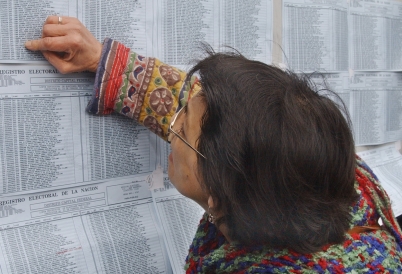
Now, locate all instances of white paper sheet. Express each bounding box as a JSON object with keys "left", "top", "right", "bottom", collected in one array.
[
  {"left": 310, "top": 71, "right": 402, "bottom": 146},
  {"left": 0, "top": 175, "right": 171, "bottom": 274},
  {"left": 358, "top": 145, "right": 402, "bottom": 217},
  {"left": 0, "top": 1, "right": 169, "bottom": 271},
  {"left": 218, "top": 0, "right": 273, "bottom": 63},
  {"left": 349, "top": 72, "right": 402, "bottom": 145},
  {"left": 283, "top": 0, "right": 349, "bottom": 72},
  {"left": 349, "top": 0, "right": 402, "bottom": 71},
  {"left": 154, "top": 0, "right": 273, "bottom": 66},
  {"left": 0, "top": 64, "right": 158, "bottom": 196},
  {"left": 152, "top": 185, "right": 204, "bottom": 274},
  {"left": 0, "top": 0, "right": 77, "bottom": 63},
  {"left": 0, "top": 0, "right": 401, "bottom": 273}
]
